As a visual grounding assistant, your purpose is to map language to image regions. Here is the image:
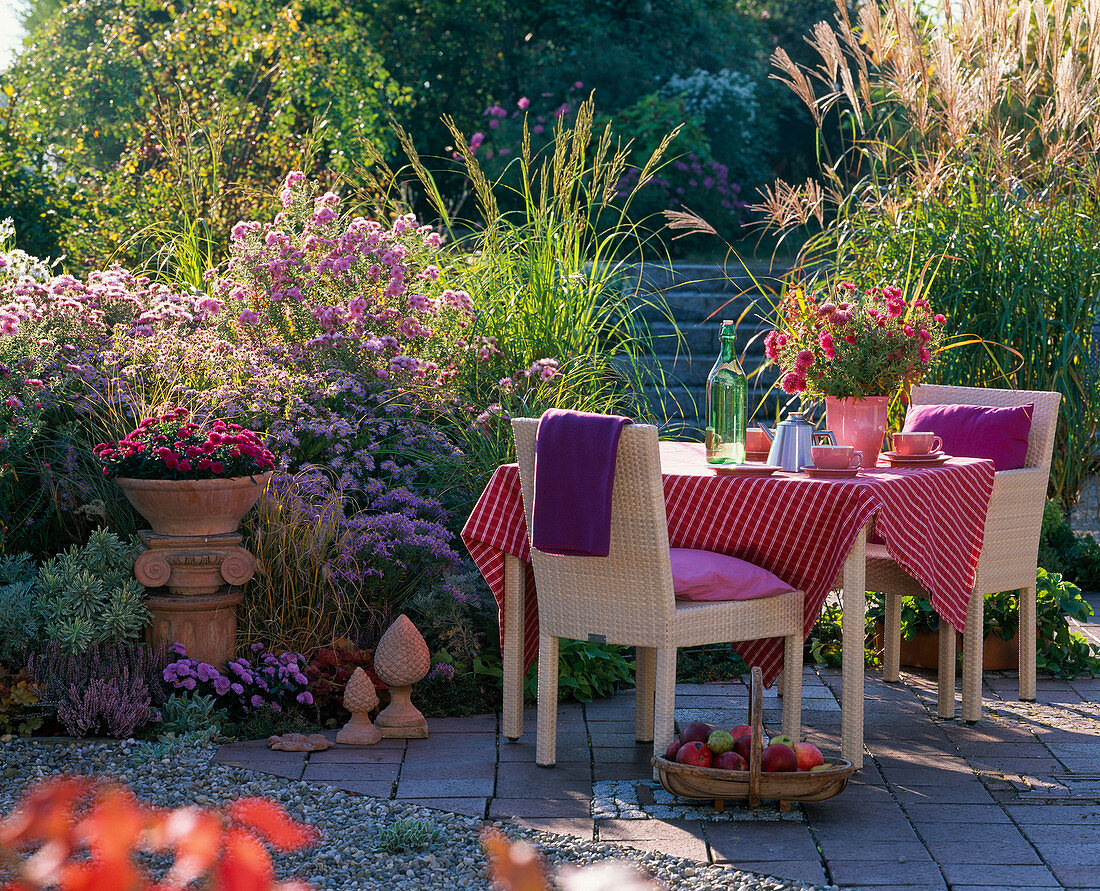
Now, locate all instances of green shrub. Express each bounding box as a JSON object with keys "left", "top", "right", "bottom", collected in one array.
[
  {"left": 156, "top": 693, "right": 229, "bottom": 745},
  {"left": 376, "top": 817, "right": 442, "bottom": 854},
  {"left": 858, "top": 569, "right": 1099, "bottom": 679},
  {"left": 1038, "top": 500, "right": 1100, "bottom": 592},
  {"left": 0, "top": 553, "right": 40, "bottom": 664},
  {"left": 35, "top": 528, "right": 150, "bottom": 654},
  {"left": 524, "top": 639, "right": 635, "bottom": 704}
]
